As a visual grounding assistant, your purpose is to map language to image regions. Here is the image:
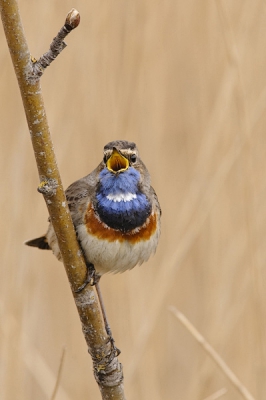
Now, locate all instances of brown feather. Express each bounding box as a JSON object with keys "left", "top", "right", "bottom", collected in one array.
[{"left": 25, "top": 236, "right": 51, "bottom": 250}]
